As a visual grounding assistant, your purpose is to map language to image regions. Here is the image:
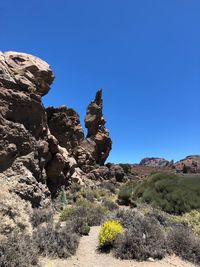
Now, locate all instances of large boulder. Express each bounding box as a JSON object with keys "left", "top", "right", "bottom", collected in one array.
[{"left": 0, "top": 51, "right": 54, "bottom": 96}]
